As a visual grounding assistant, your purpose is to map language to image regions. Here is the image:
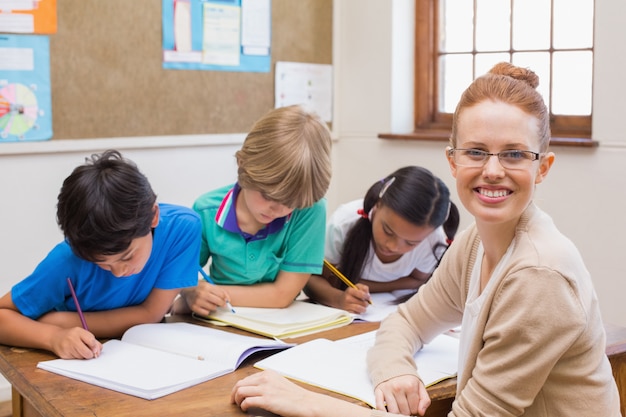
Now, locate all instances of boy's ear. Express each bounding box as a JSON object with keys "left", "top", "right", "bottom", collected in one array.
[{"left": 151, "top": 204, "right": 160, "bottom": 228}]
